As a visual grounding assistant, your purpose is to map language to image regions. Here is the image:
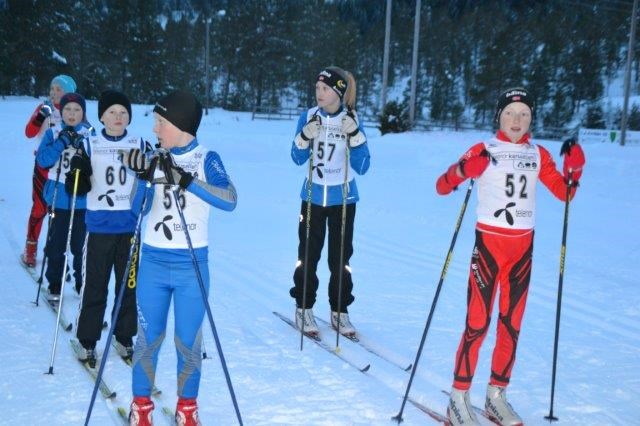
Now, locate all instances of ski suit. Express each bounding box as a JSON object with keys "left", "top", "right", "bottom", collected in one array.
[
  {"left": 436, "top": 131, "right": 578, "bottom": 390},
  {"left": 75, "top": 129, "right": 148, "bottom": 349},
  {"left": 24, "top": 101, "right": 62, "bottom": 244},
  {"left": 289, "top": 106, "right": 371, "bottom": 312},
  {"left": 36, "top": 122, "right": 92, "bottom": 294},
  {"left": 131, "top": 139, "right": 237, "bottom": 399}
]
